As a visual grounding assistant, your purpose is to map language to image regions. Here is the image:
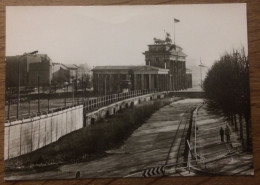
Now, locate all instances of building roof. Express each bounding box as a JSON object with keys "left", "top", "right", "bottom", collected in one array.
[
  {"left": 132, "top": 65, "right": 169, "bottom": 72},
  {"left": 169, "top": 50, "right": 187, "bottom": 57},
  {"left": 92, "top": 65, "right": 169, "bottom": 74},
  {"left": 61, "top": 64, "right": 79, "bottom": 70},
  {"left": 92, "top": 66, "right": 136, "bottom": 70},
  {"left": 92, "top": 65, "right": 168, "bottom": 71},
  {"left": 148, "top": 44, "right": 182, "bottom": 49},
  {"left": 145, "top": 44, "right": 187, "bottom": 57}
]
